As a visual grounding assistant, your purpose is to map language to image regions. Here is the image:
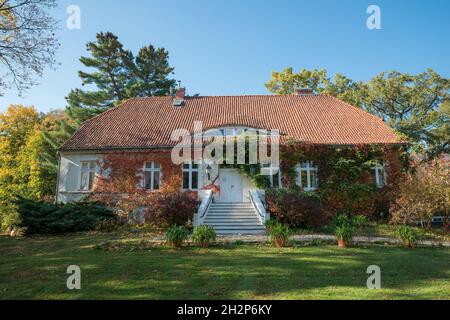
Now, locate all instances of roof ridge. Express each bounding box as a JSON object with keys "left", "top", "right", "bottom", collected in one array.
[{"left": 130, "top": 94, "right": 326, "bottom": 98}]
